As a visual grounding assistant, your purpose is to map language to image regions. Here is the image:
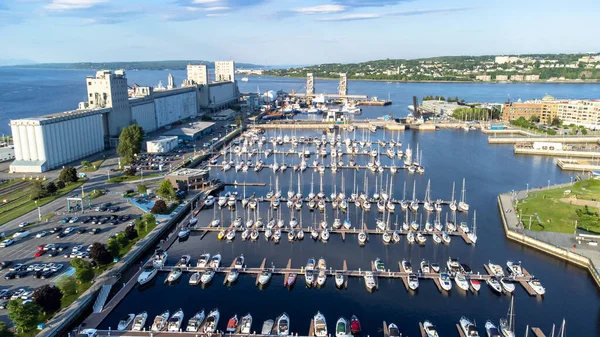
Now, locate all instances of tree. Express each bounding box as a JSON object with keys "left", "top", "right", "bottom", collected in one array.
[
  {"left": 45, "top": 181, "right": 57, "bottom": 195},
  {"left": 143, "top": 213, "right": 157, "bottom": 227},
  {"left": 529, "top": 115, "right": 540, "bottom": 123},
  {"left": 81, "top": 160, "right": 92, "bottom": 167},
  {"left": 0, "top": 322, "right": 14, "bottom": 337},
  {"left": 123, "top": 167, "right": 137, "bottom": 176},
  {"left": 56, "top": 276, "right": 77, "bottom": 296},
  {"left": 30, "top": 181, "right": 46, "bottom": 200},
  {"left": 116, "top": 233, "right": 130, "bottom": 247},
  {"left": 151, "top": 199, "right": 169, "bottom": 214},
  {"left": 59, "top": 167, "right": 78, "bottom": 184},
  {"left": 56, "top": 180, "right": 65, "bottom": 189},
  {"left": 551, "top": 118, "right": 561, "bottom": 126},
  {"left": 137, "top": 184, "right": 147, "bottom": 194},
  {"left": 7, "top": 301, "right": 40, "bottom": 333},
  {"left": 235, "top": 115, "right": 244, "bottom": 127},
  {"left": 71, "top": 259, "right": 94, "bottom": 283},
  {"left": 124, "top": 225, "right": 138, "bottom": 240},
  {"left": 157, "top": 180, "right": 176, "bottom": 200},
  {"left": 89, "top": 242, "right": 112, "bottom": 265},
  {"left": 32, "top": 285, "right": 63, "bottom": 314},
  {"left": 117, "top": 125, "right": 144, "bottom": 165},
  {"left": 107, "top": 238, "right": 120, "bottom": 258}
]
